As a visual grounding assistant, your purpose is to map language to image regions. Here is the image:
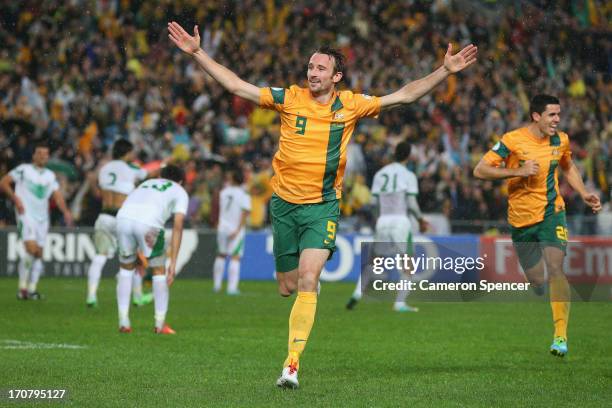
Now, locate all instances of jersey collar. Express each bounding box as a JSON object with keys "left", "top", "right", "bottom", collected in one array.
[{"left": 331, "top": 95, "right": 343, "bottom": 112}]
